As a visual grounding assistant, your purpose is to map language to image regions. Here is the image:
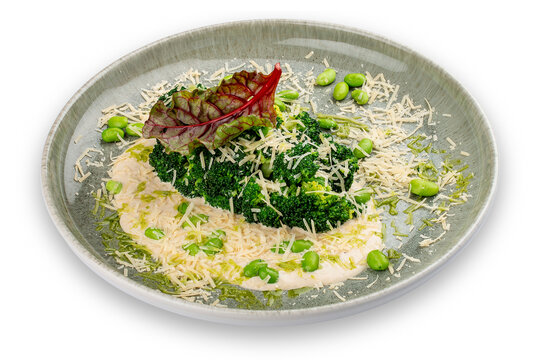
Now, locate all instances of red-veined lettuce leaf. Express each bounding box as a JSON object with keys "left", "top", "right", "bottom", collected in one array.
[{"left": 142, "top": 63, "right": 282, "bottom": 154}]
